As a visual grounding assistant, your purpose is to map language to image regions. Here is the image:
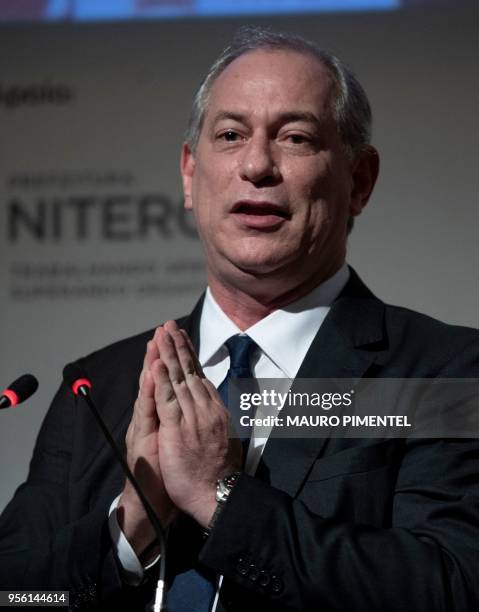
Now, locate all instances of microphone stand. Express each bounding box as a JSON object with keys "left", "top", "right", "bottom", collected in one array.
[{"left": 76, "top": 385, "right": 167, "bottom": 611}]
